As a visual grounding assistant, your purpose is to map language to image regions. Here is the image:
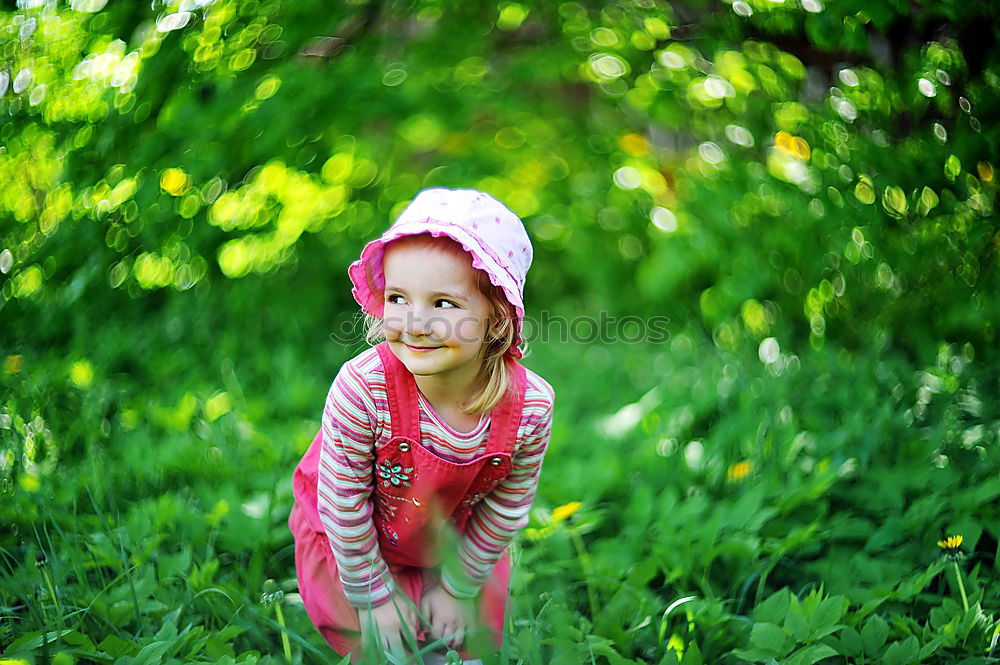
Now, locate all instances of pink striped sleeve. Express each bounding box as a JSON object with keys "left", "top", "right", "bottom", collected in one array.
[
  {"left": 441, "top": 373, "right": 555, "bottom": 598},
  {"left": 316, "top": 358, "right": 397, "bottom": 607}
]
